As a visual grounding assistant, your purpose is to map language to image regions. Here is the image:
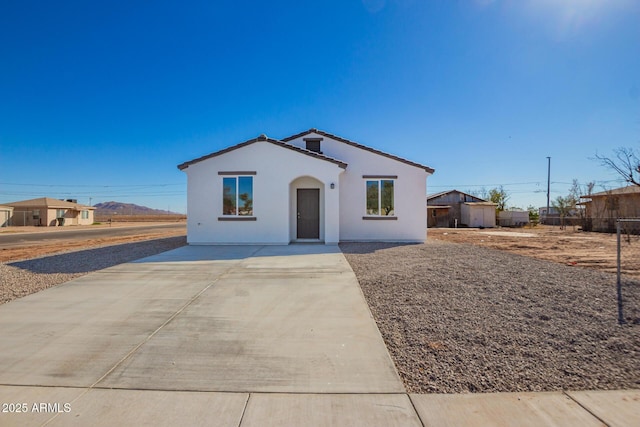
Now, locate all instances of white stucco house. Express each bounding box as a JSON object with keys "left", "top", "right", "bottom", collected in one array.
[{"left": 178, "top": 129, "right": 434, "bottom": 245}]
